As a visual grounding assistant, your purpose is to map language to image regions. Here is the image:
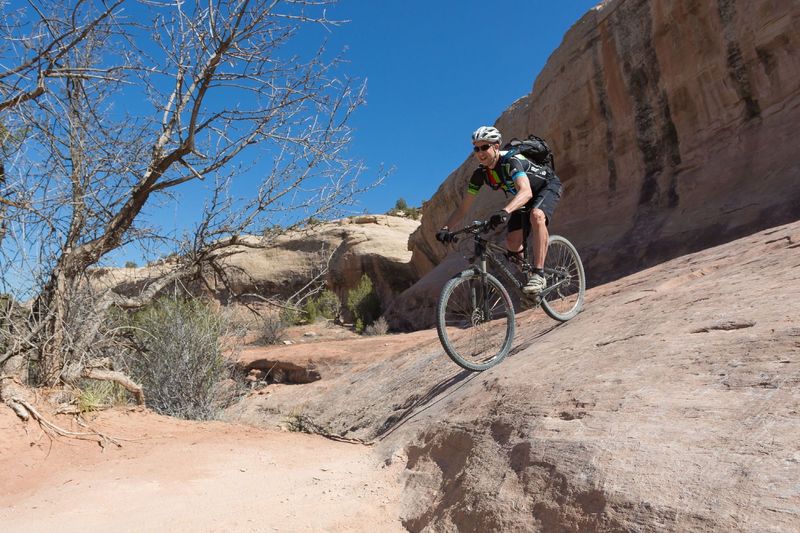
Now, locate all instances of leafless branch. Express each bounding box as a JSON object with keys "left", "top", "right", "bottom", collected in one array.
[{"left": 1, "top": 0, "right": 376, "bottom": 393}]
